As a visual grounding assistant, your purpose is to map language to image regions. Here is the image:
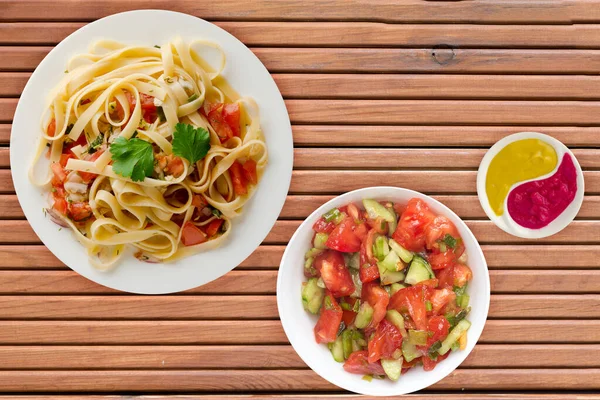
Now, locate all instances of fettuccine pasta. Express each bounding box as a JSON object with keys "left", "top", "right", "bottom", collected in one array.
[{"left": 29, "top": 37, "right": 267, "bottom": 270}]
